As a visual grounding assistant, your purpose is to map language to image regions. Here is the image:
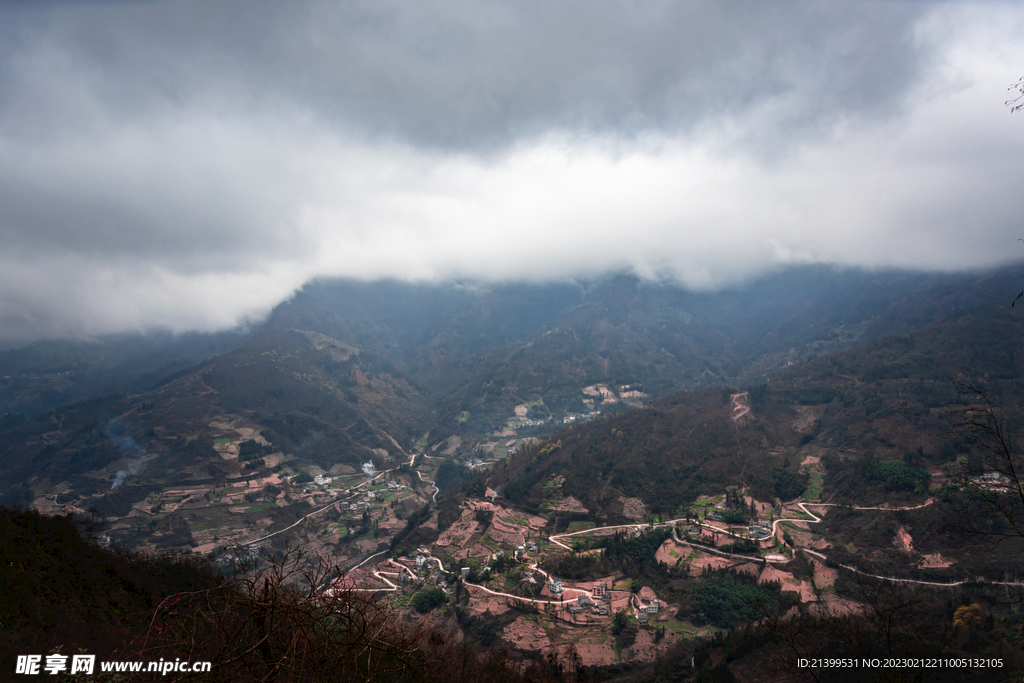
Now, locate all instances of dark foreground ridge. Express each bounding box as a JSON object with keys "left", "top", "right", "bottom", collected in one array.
[
  {"left": 0, "top": 506, "right": 594, "bottom": 682},
  {"left": 3, "top": 506, "right": 1024, "bottom": 682}
]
